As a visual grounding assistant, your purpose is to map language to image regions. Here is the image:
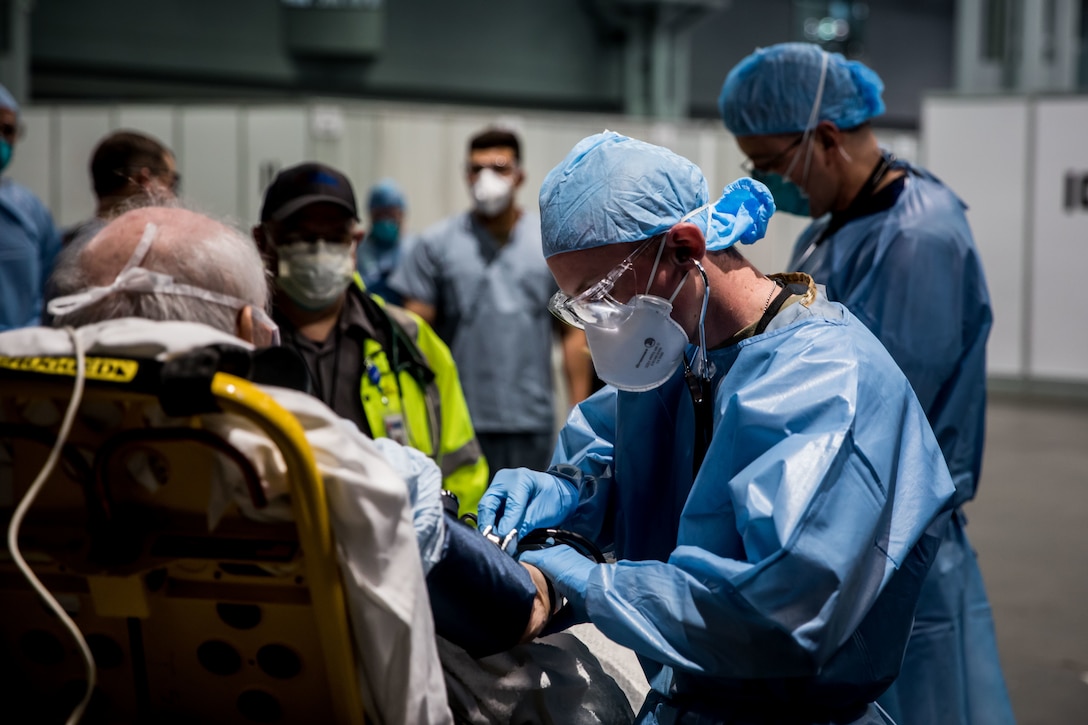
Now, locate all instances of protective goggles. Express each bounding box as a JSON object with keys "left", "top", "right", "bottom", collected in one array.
[
  {"left": 47, "top": 222, "right": 281, "bottom": 348},
  {"left": 548, "top": 236, "right": 672, "bottom": 330}
]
